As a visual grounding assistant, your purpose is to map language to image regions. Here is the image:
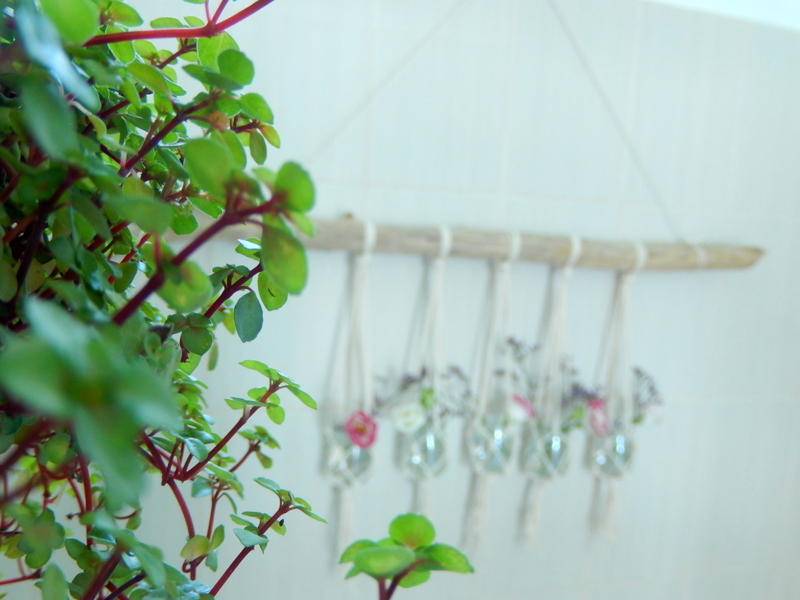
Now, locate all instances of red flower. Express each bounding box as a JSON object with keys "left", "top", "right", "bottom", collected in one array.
[
  {"left": 588, "top": 397, "right": 609, "bottom": 437},
  {"left": 345, "top": 411, "right": 378, "bottom": 448}
]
